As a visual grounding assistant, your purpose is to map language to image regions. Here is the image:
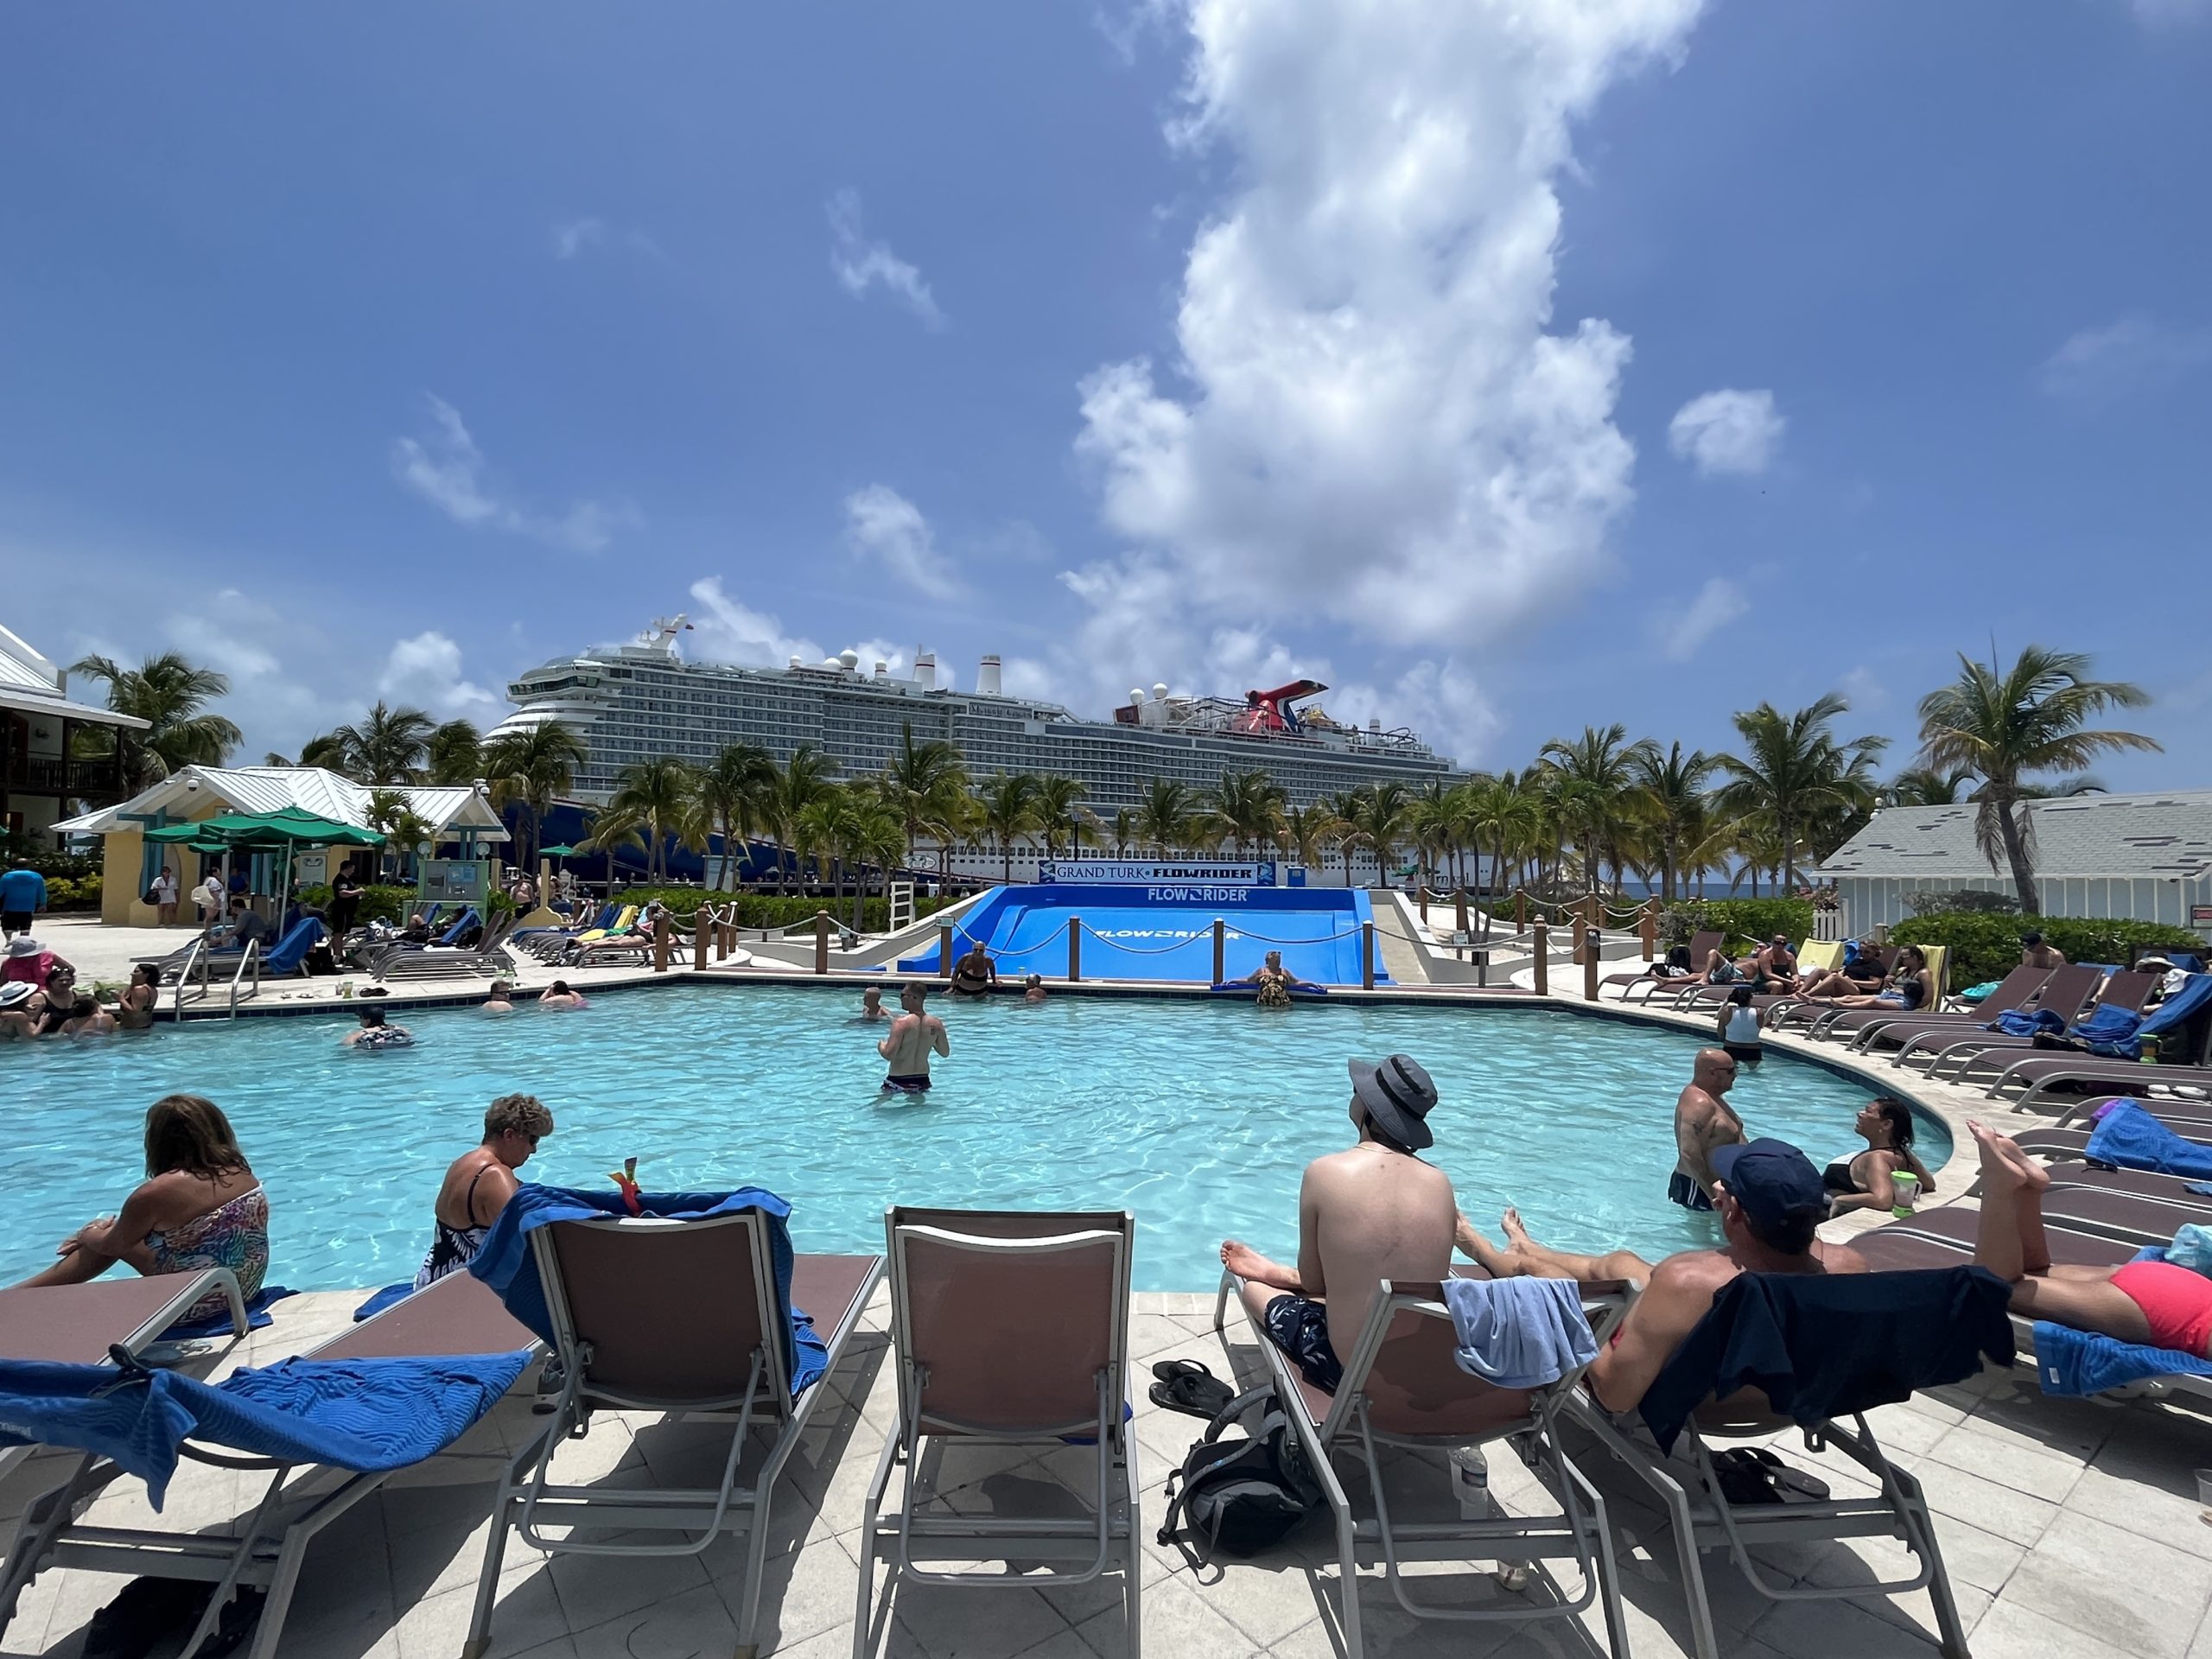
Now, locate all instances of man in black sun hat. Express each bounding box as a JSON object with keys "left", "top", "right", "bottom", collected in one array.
[{"left": 1220, "top": 1053, "right": 1460, "bottom": 1394}]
